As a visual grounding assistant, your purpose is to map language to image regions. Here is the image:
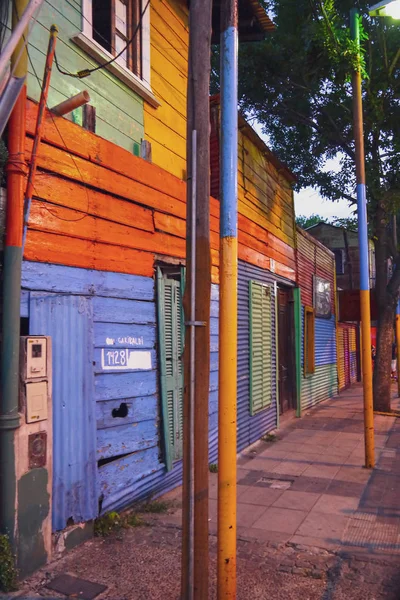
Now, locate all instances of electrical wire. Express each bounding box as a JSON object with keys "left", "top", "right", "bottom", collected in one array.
[
  {"left": 54, "top": 0, "right": 150, "bottom": 79},
  {"left": 24, "top": 36, "right": 90, "bottom": 223}
]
